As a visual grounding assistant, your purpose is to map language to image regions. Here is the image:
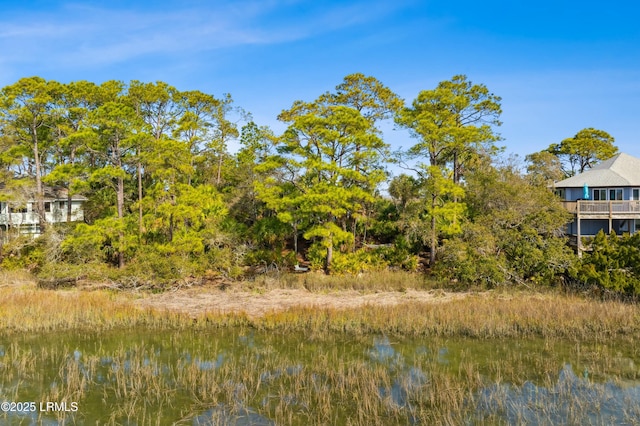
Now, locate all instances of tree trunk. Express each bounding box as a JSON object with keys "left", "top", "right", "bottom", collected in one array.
[
  {"left": 352, "top": 222, "right": 357, "bottom": 252},
  {"left": 324, "top": 237, "right": 333, "bottom": 275},
  {"left": 32, "top": 131, "right": 46, "bottom": 234},
  {"left": 116, "top": 175, "right": 124, "bottom": 220},
  {"left": 453, "top": 150, "right": 459, "bottom": 185},
  {"left": 67, "top": 147, "right": 76, "bottom": 224},
  {"left": 168, "top": 213, "right": 174, "bottom": 243},
  {"left": 430, "top": 194, "right": 437, "bottom": 266},
  {"left": 66, "top": 193, "right": 72, "bottom": 223},
  {"left": 293, "top": 222, "right": 298, "bottom": 257},
  {"left": 216, "top": 153, "right": 223, "bottom": 186},
  {"left": 138, "top": 159, "right": 143, "bottom": 239},
  {"left": 117, "top": 174, "right": 125, "bottom": 268}
]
